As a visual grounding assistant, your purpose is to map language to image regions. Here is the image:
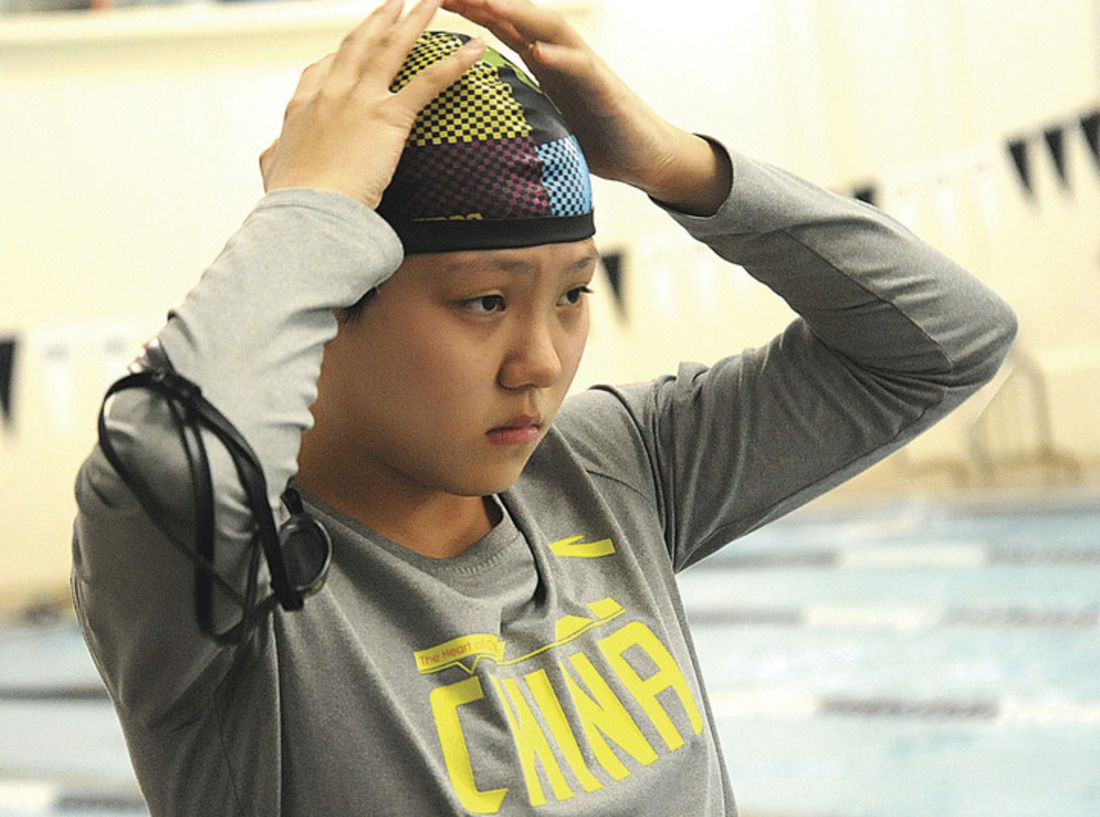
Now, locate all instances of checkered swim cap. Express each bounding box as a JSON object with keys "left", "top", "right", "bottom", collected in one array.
[{"left": 377, "top": 31, "right": 595, "bottom": 254}]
